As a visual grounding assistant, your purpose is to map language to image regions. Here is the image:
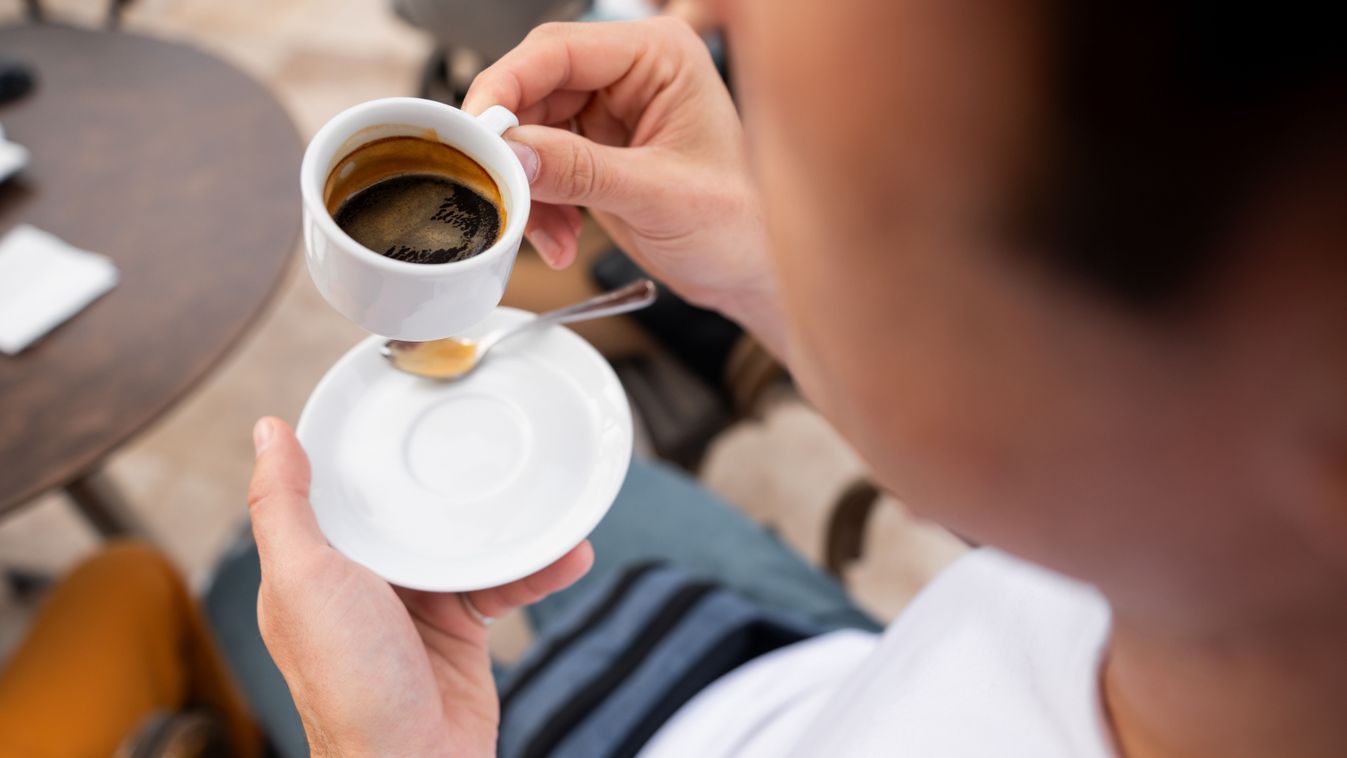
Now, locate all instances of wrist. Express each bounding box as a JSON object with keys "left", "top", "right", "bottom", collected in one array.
[{"left": 699, "top": 278, "right": 791, "bottom": 364}]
